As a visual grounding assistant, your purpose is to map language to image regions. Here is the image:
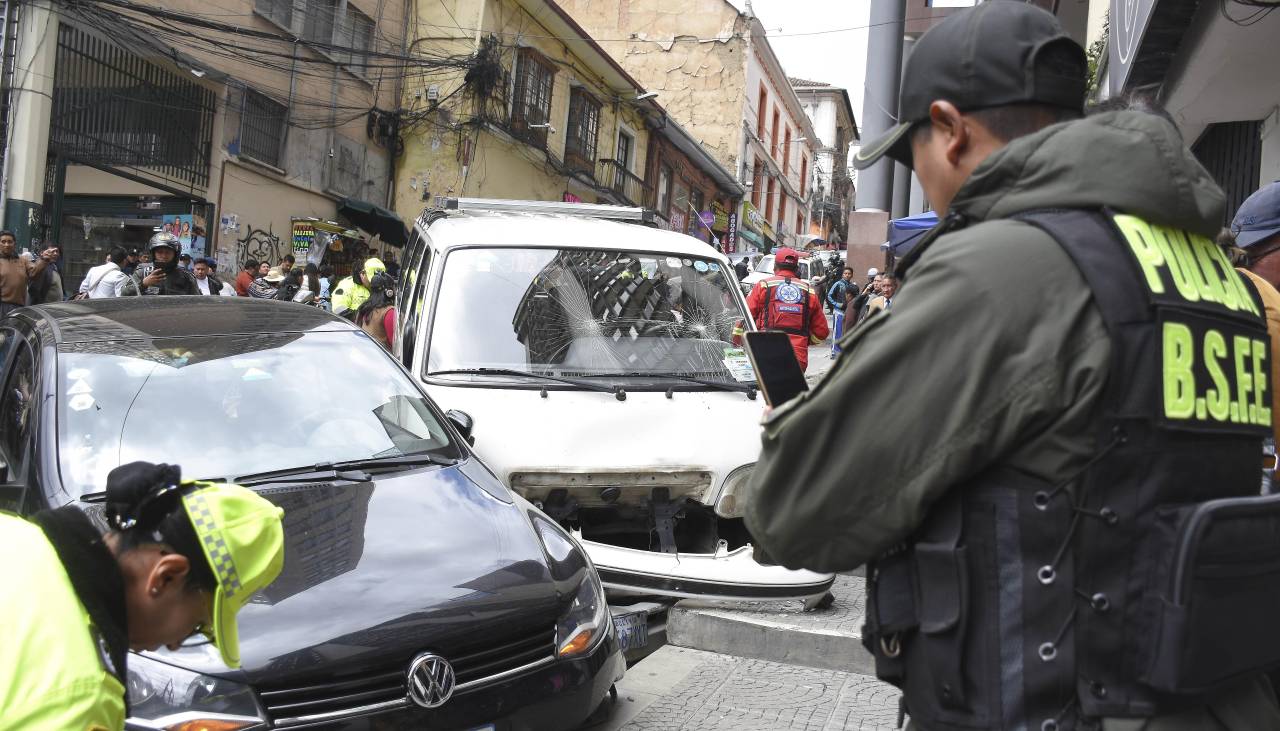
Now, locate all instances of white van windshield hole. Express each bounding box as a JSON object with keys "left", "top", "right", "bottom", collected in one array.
[{"left": 427, "top": 248, "right": 753, "bottom": 383}]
